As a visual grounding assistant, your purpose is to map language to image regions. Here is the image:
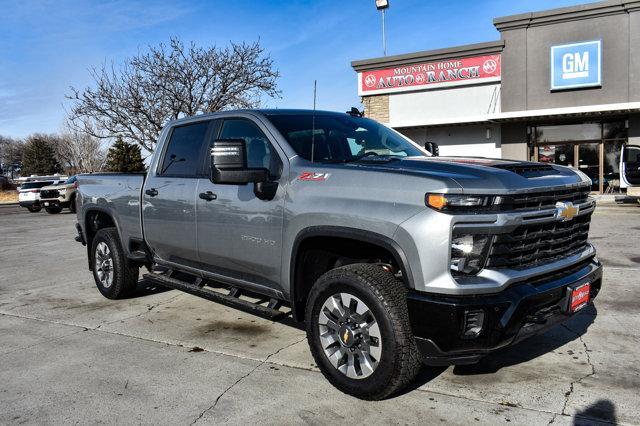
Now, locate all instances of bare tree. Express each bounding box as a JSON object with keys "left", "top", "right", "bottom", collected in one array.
[
  {"left": 67, "top": 38, "right": 280, "bottom": 153},
  {"left": 56, "top": 128, "right": 106, "bottom": 173}
]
